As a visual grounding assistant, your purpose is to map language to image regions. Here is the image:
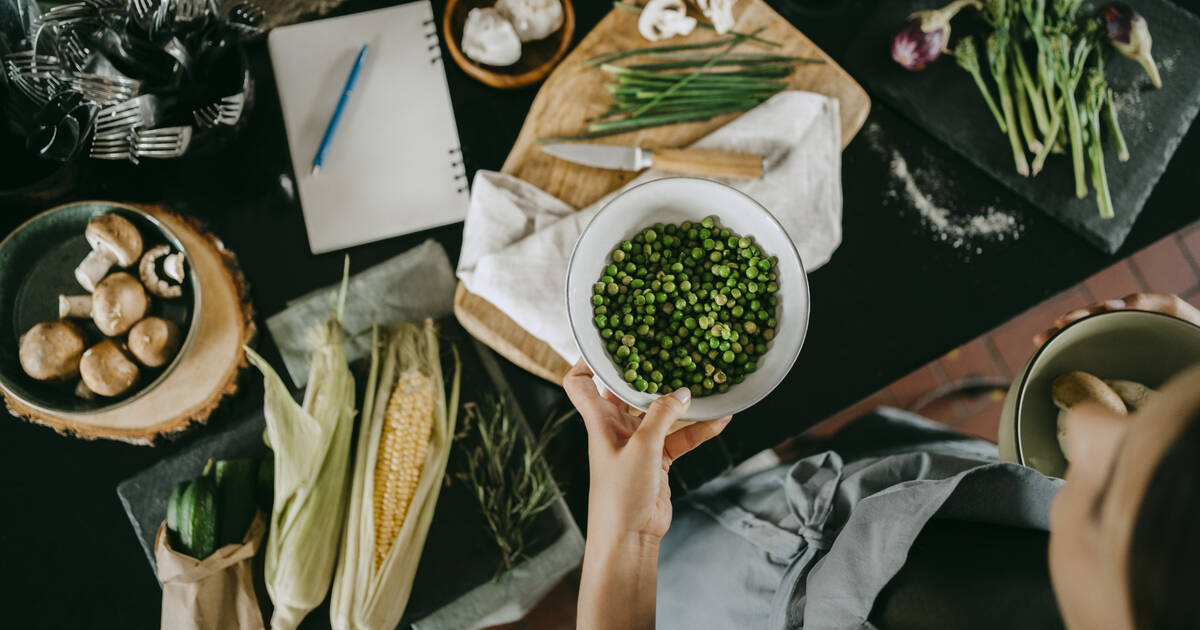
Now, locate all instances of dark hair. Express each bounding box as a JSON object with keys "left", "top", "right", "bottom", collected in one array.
[{"left": 1129, "top": 409, "right": 1200, "bottom": 630}]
